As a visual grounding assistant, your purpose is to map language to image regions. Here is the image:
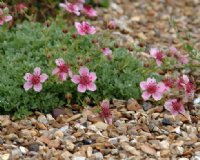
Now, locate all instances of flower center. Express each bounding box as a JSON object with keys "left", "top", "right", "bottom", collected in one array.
[
  {"left": 83, "top": 24, "right": 90, "bottom": 33},
  {"left": 156, "top": 52, "right": 164, "bottom": 61},
  {"left": 185, "top": 83, "right": 194, "bottom": 93},
  {"left": 163, "top": 79, "right": 173, "bottom": 88},
  {"left": 146, "top": 83, "right": 157, "bottom": 94},
  {"left": 80, "top": 75, "right": 90, "bottom": 85},
  {"left": 59, "top": 64, "right": 69, "bottom": 73},
  {"left": 101, "top": 107, "right": 111, "bottom": 117},
  {"left": 68, "top": 4, "right": 75, "bottom": 11},
  {"left": 31, "top": 75, "right": 40, "bottom": 85},
  {"left": 172, "top": 101, "right": 181, "bottom": 111}
]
